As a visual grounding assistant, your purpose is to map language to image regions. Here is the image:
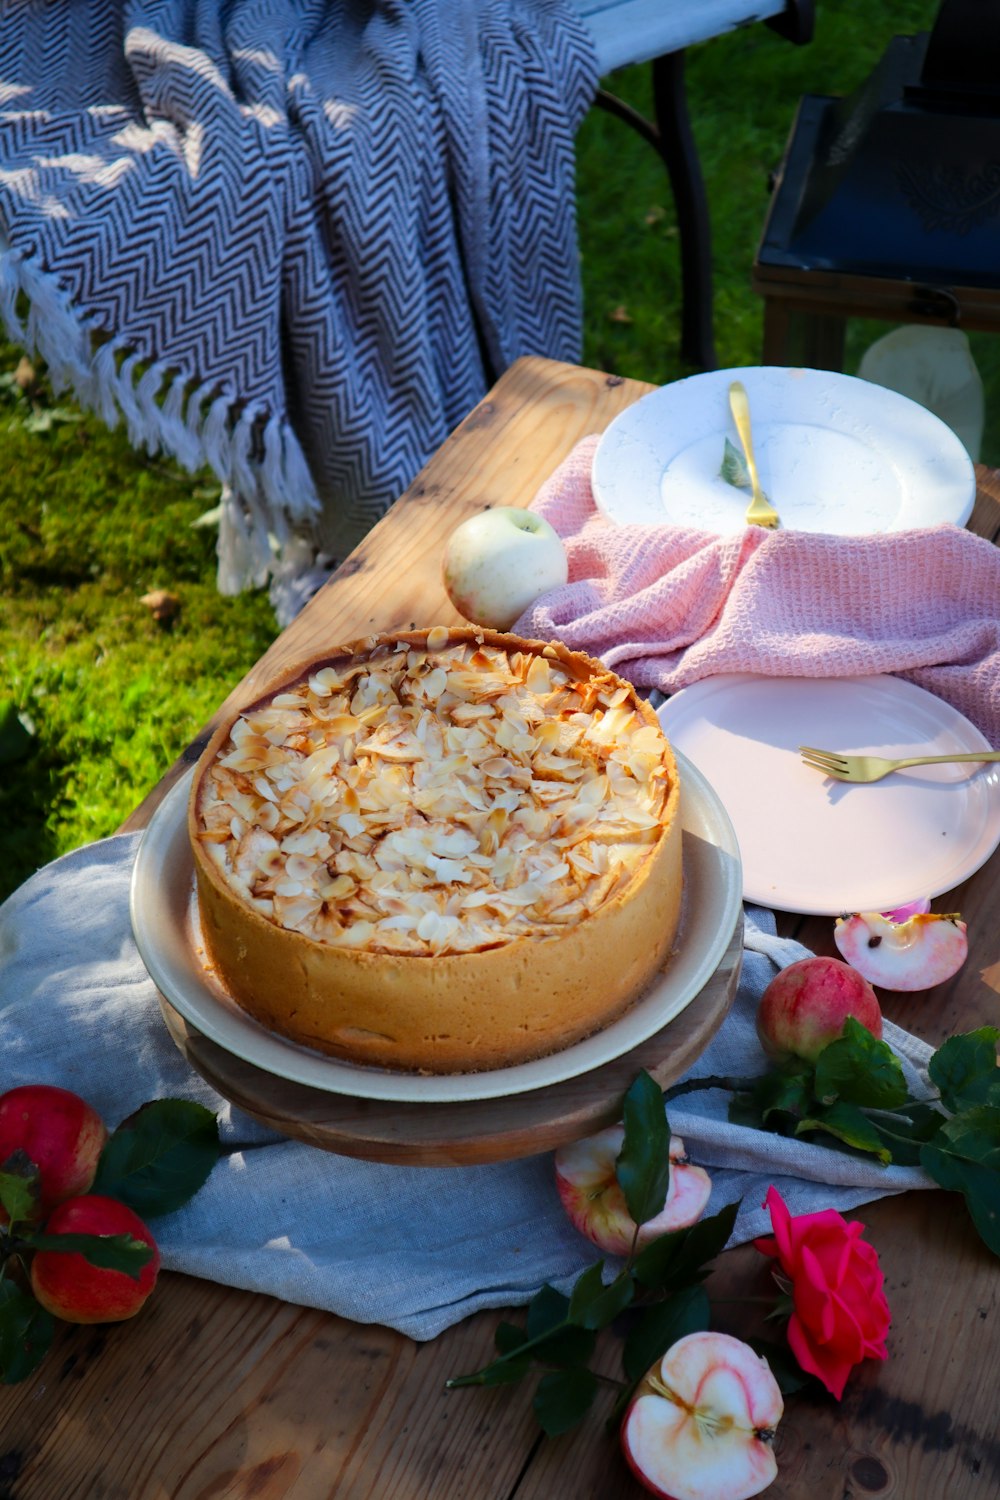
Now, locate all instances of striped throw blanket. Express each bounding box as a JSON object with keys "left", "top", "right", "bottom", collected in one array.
[{"left": 0, "top": 1, "right": 598, "bottom": 612}]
